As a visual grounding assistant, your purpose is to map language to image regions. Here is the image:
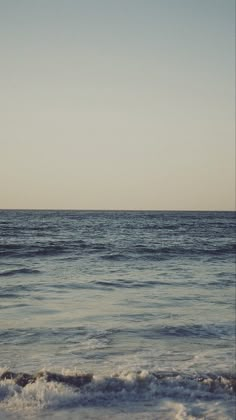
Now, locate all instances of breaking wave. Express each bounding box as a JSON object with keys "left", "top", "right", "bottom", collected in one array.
[{"left": 0, "top": 368, "right": 235, "bottom": 414}]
